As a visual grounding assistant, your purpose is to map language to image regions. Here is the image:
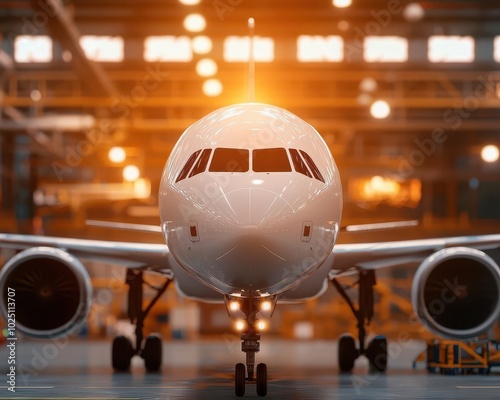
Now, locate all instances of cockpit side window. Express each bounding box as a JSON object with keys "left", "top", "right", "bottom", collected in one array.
[
  {"left": 289, "top": 149, "right": 312, "bottom": 178},
  {"left": 189, "top": 149, "right": 212, "bottom": 178},
  {"left": 176, "top": 150, "right": 201, "bottom": 183},
  {"left": 209, "top": 148, "right": 249, "bottom": 172},
  {"left": 253, "top": 148, "right": 292, "bottom": 172},
  {"left": 300, "top": 150, "right": 325, "bottom": 183}
]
